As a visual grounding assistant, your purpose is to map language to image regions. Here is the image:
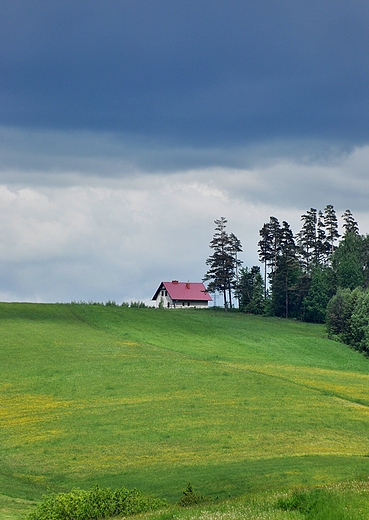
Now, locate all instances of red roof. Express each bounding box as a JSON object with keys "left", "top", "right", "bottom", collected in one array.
[{"left": 152, "top": 281, "right": 212, "bottom": 301}]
